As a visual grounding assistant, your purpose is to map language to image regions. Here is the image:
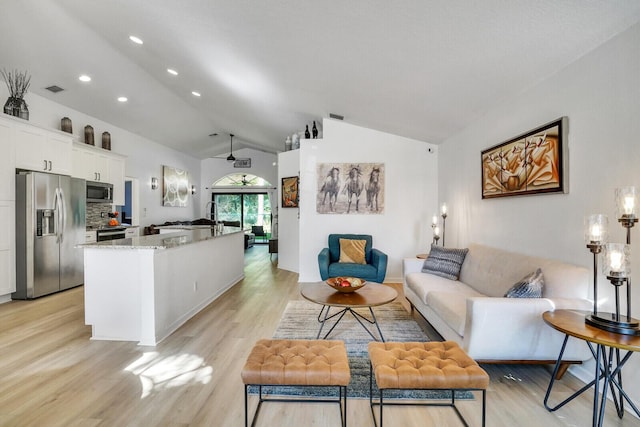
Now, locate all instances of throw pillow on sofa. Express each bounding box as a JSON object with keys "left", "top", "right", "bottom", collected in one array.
[
  {"left": 505, "top": 268, "right": 544, "bottom": 298},
  {"left": 339, "top": 238, "right": 367, "bottom": 264},
  {"left": 421, "top": 244, "right": 469, "bottom": 280}
]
